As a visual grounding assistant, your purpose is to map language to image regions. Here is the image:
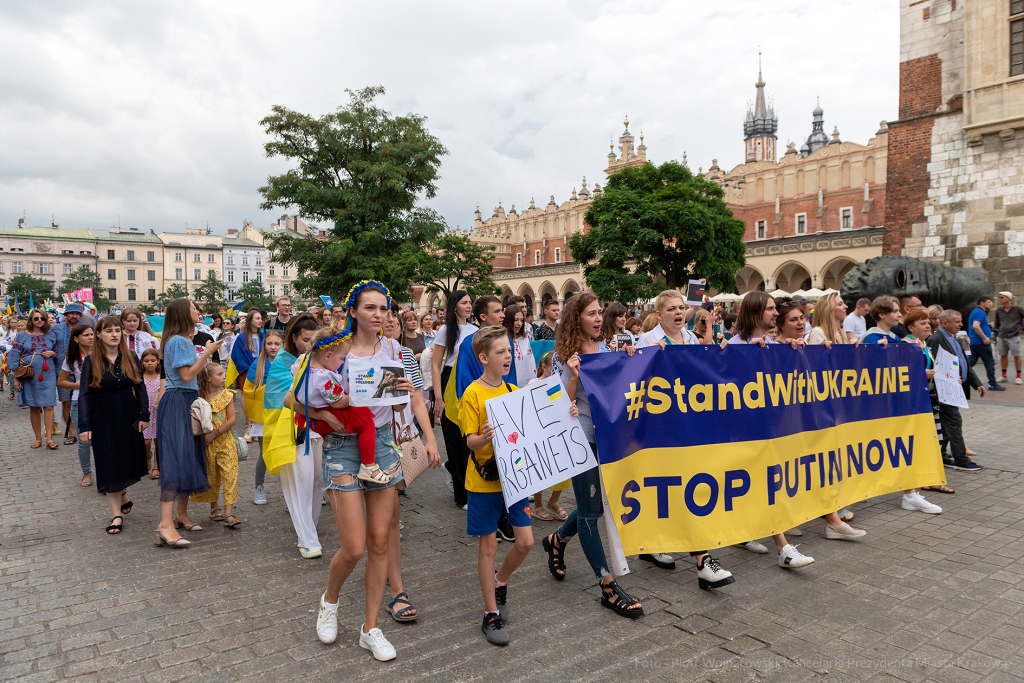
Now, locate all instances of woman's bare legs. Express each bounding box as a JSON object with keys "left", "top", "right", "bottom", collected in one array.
[{"left": 386, "top": 490, "right": 417, "bottom": 618}]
